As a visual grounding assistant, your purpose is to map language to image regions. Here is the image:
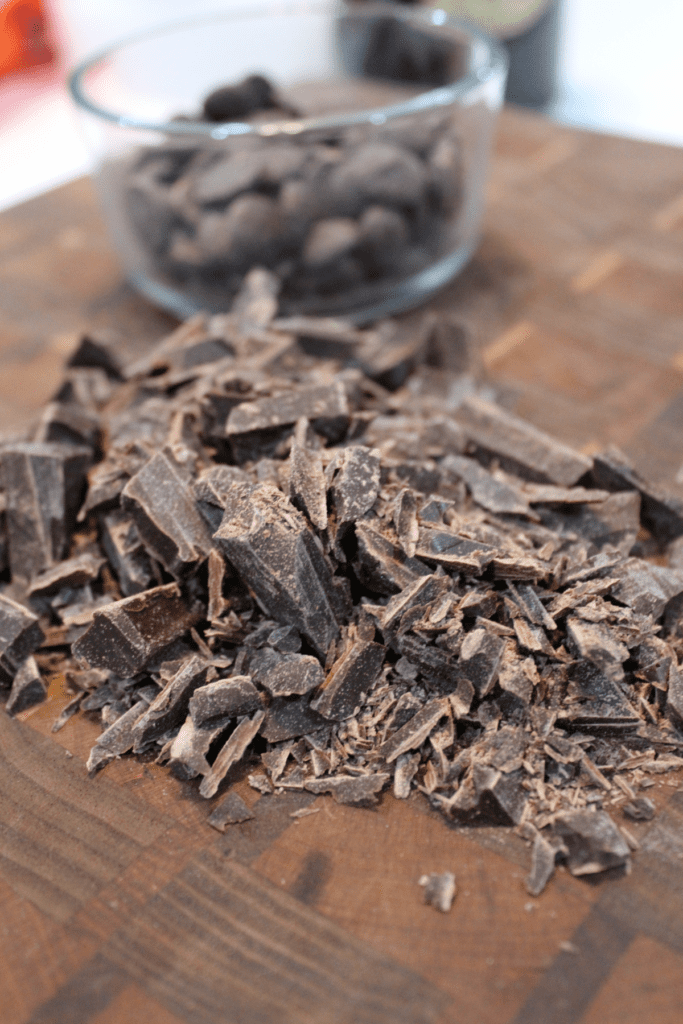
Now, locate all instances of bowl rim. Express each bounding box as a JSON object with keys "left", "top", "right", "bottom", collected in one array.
[{"left": 68, "top": 0, "right": 508, "bottom": 139}]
